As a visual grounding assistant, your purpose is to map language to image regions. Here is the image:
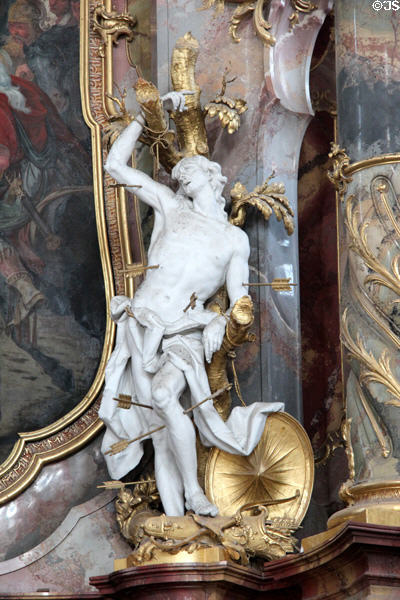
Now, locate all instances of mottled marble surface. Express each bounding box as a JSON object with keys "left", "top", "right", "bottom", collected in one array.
[
  {"left": 0, "top": 437, "right": 109, "bottom": 562},
  {"left": 0, "top": 488, "right": 131, "bottom": 593},
  {"left": 297, "top": 109, "right": 348, "bottom": 536}
]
